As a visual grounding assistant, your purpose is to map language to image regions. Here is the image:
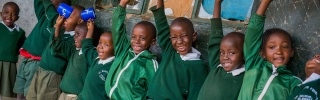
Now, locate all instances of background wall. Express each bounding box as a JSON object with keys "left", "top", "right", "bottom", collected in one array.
[{"left": 0, "top": 0, "right": 318, "bottom": 79}]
